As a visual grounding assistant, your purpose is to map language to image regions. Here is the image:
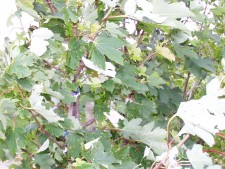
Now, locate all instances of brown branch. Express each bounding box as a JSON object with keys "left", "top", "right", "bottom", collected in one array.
[
  {"left": 44, "top": 0, "right": 57, "bottom": 14},
  {"left": 100, "top": 7, "right": 113, "bottom": 26},
  {"left": 81, "top": 117, "right": 95, "bottom": 127},
  {"left": 139, "top": 52, "right": 156, "bottom": 67},
  {"left": 216, "top": 132, "right": 225, "bottom": 139},
  {"left": 25, "top": 107, "right": 64, "bottom": 149},
  {"left": 21, "top": 148, "right": 34, "bottom": 157},
  {"left": 73, "top": 51, "right": 88, "bottom": 83},
  {"left": 136, "top": 30, "right": 144, "bottom": 48},
  {"left": 183, "top": 72, "right": 191, "bottom": 101},
  {"left": 43, "top": 60, "right": 69, "bottom": 78},
  {"left": 72, "top": 24, "right": 78, "bottom": 37},
  {"left": 203, "top": 149, "right": 225, "bottom": 157},
  {"left": 177, "top": 134, "right": 190, "bottom": 147},
  {"left": 153, "top": 156, "right": 168, "bottom": 169}
]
